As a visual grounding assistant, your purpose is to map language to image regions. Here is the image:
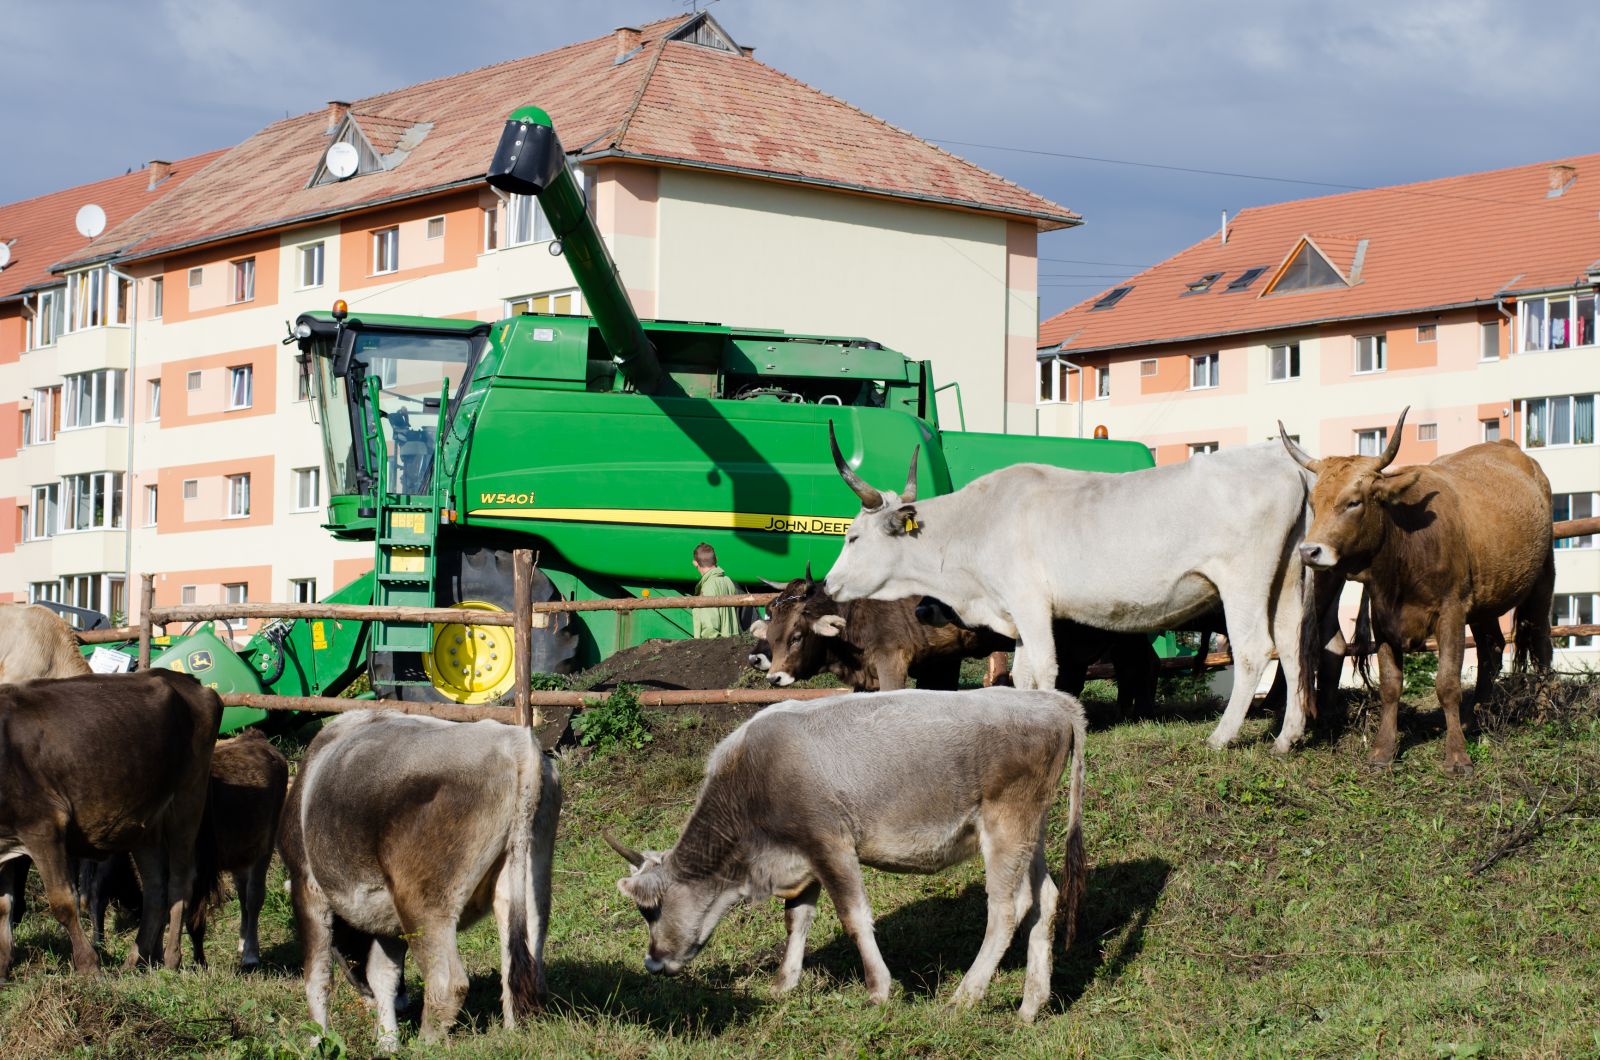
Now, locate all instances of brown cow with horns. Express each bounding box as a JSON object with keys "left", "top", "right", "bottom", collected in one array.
[{"left": 1280, "top": 408, "right": 1555, "bottom": 772}]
